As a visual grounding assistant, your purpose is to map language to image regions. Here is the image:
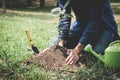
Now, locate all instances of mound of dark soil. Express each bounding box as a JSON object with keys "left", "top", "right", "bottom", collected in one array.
[{"left": 27, "top": 45, "right": 94, "bottom": 72}]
